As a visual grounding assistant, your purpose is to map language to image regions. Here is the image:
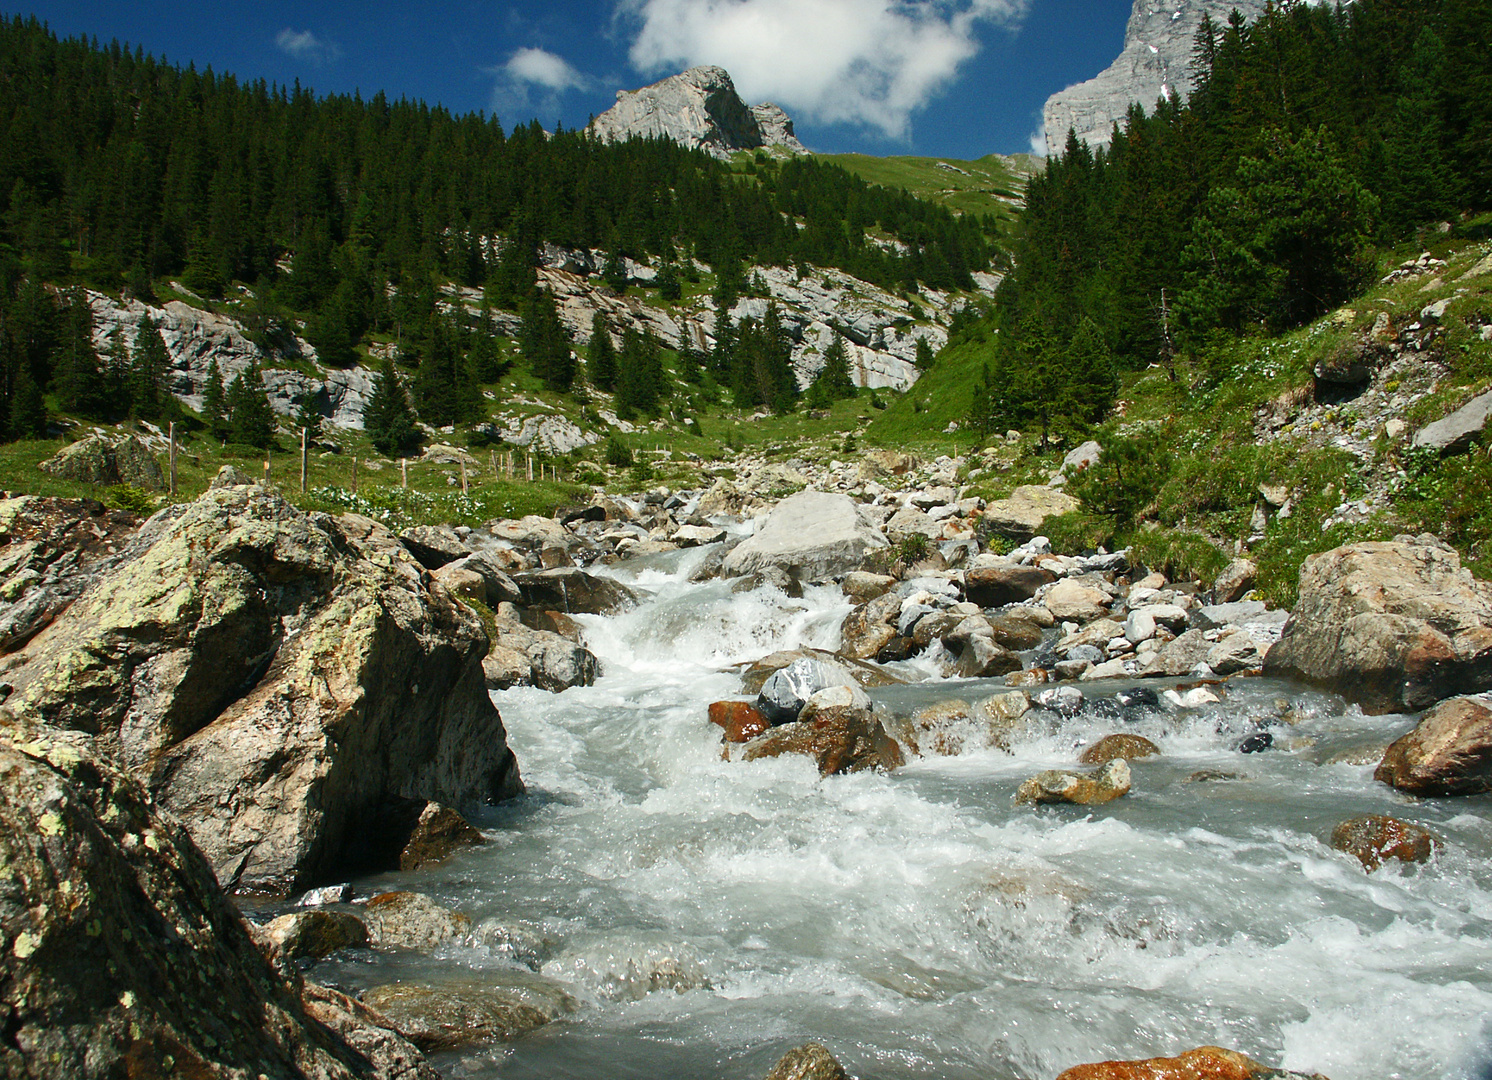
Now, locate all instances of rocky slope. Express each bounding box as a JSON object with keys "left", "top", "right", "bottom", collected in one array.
[
  {"left": 588, "top": 66, "right": 806, "bottom": 159},
  {"left": 1043, "top": 0, "right": 1269, "bottom": 155}
]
